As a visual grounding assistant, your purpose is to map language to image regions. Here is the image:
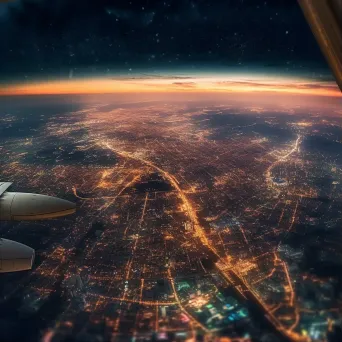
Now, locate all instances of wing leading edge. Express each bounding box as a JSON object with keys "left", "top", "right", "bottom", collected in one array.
[{"left": 0, "top": 182, "right": 13, "bottom": 196}]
